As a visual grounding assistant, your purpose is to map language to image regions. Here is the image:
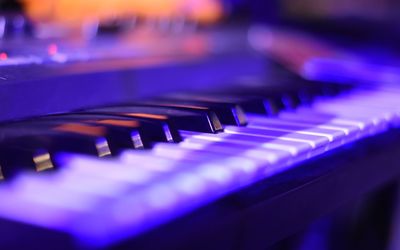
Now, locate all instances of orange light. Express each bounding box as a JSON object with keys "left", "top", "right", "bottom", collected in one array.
[
  {"left": 184, "top": 0, "right": 223, "bottom": 23},
  {"left": 124, "top": 113, "right": 168, "bottom": 120},
  {"left": 23, "top": 0, "right": 223, "bottom": 25},
  {"left": 0, "top": 53, "right": 8, "bottom": 60},
  {"left": 54, "top": 123, "right": 106, "bottom": 136},
  {"left": 94, "top": 119, "right": 140, "bottom": 128}
]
